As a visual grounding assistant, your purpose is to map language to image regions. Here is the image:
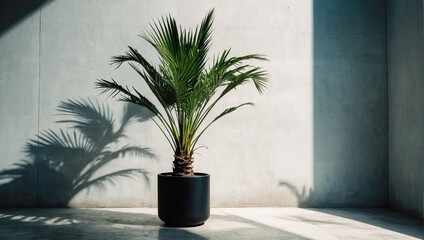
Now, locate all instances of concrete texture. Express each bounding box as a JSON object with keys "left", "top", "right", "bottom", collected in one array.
[
  {"left": 387, "top": 0, "right": 424, "bottom": 220},
  {"left": 0, "top": 208, "right": 422, "bottom": 239},
  {"left": 0, "top": 0, "right": 41, "bottom": 206},
  {"left": 0, "top": 0, "right": 388, "bottom": 207},
  {"left": 312, "top": 0, "right": 388, "bottom": 207}
]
